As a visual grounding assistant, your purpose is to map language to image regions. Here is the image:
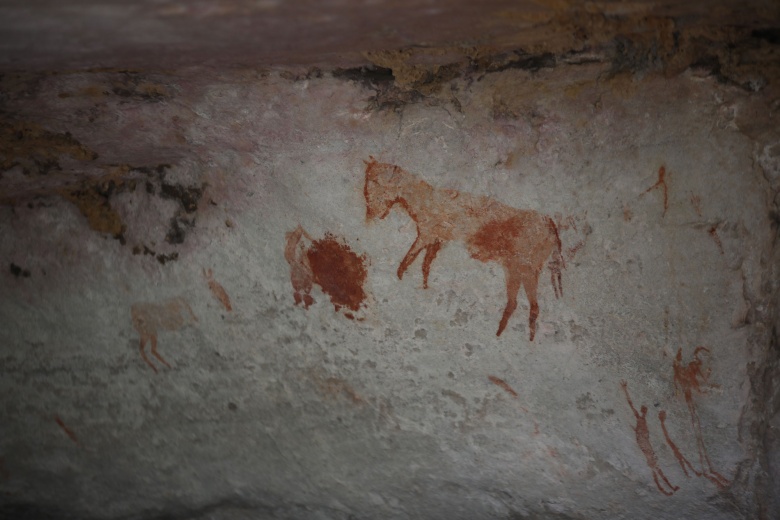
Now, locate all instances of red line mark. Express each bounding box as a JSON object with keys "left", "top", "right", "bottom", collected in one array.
[
  {"left": 673, "top": 347, "right": 730, "bottom": 489},
  {"left": 708, "top": 225, "right": 724, "bottom": 255},
  {"left": 364, "top": 157, "right": 564, "bottom": 341},
  {"left": 642, "top": 166, "right": 669, "bottom": 217},
  {"left": 659, "top": 410, "right": 700, "bottom": 478},
  {"left": 566, "top": 240, "right": 585, "bottom": 261},
  {"left": 620, "top": 380, "right": 678, "bottom": 496},
  {"left": 204, "top": 268, "right": 233, "bottom": 311},
  {"left": 54, "top": 416, "right": 79, "bottom": 445},
  {"left": 488, "top": 375, "right": 518, "bottom": 398}
]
